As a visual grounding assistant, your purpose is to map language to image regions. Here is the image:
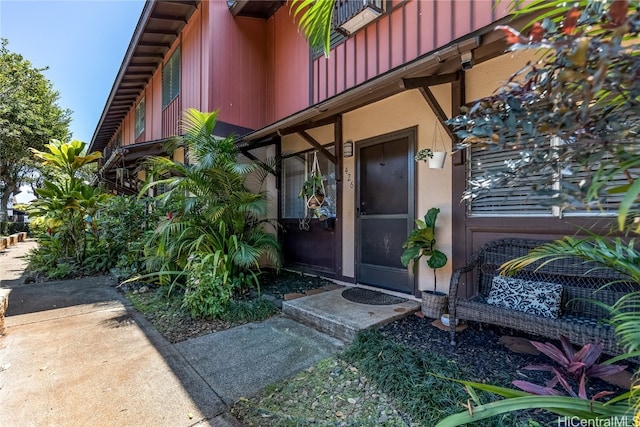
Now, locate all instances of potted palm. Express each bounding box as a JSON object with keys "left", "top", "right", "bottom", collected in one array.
[{"left": 401, "top": 207, "right": 448, "bottom": 318}]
